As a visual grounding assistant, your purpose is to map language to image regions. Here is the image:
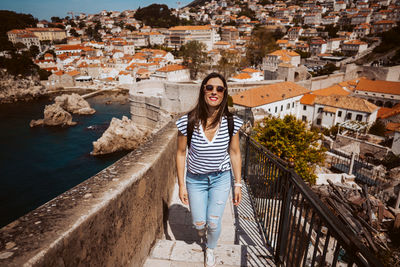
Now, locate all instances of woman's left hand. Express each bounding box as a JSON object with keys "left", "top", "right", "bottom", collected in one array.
[{"left": 233, "top": 186, "right": 242, "bottom": 206}]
